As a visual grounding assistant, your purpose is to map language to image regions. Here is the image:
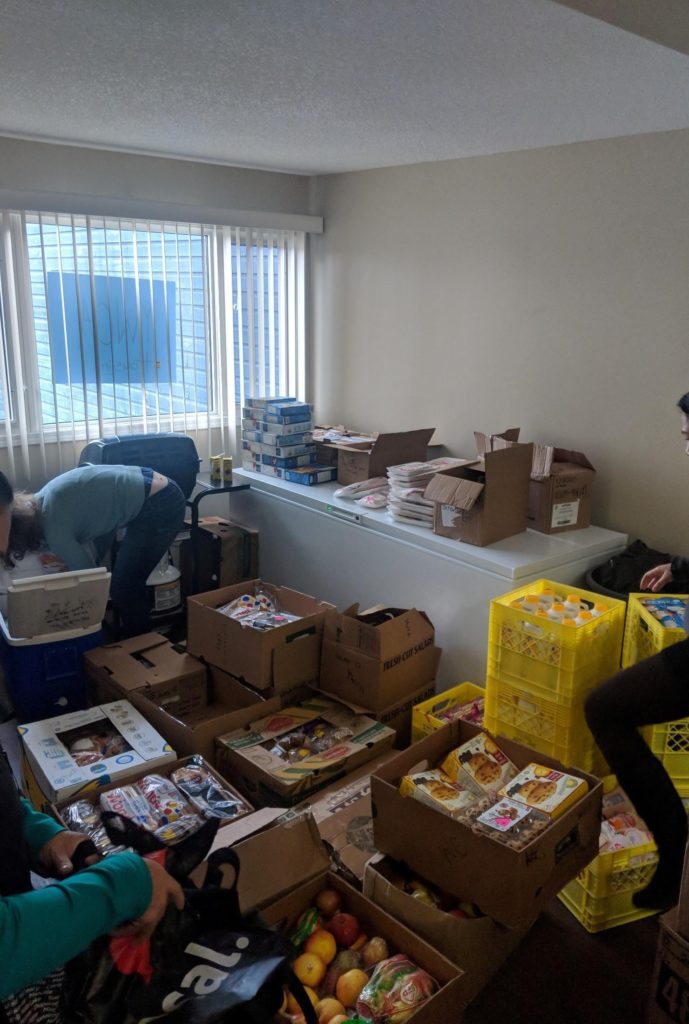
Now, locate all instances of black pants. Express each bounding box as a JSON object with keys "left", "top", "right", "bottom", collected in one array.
[{"left": 585, "top": 639, "right": 689, "bottom": 875}]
